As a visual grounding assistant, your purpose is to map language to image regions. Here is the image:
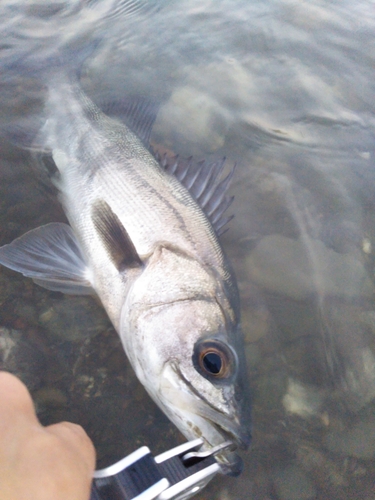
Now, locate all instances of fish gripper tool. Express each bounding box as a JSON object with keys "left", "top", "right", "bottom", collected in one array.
[{"left": 90, "top": 438, "right": 228, "bottom": 500}]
